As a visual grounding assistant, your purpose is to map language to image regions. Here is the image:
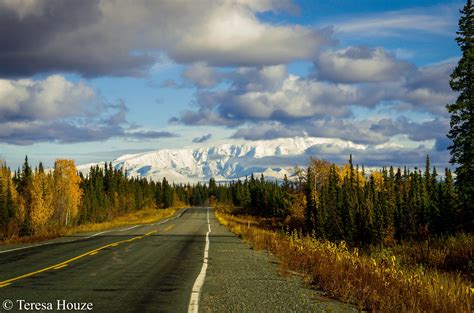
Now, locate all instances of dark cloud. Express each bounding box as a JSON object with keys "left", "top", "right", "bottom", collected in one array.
[
  {"left": 0, "top": 0, "right": 331, "bottom": 78},
  {"left": 125, "top": 131, "right": 178, "bottom": 140},
  {"left": 192, "top": 134, "right": 212, "bottom": 143},
  {"left": 231, "top": 119, "right": 386, "bottom": 145},
  {"left": 0, "top": 0, "right": 151, "bottom": 77},
  {"left": 232, "top": 116, "right": 448, "bottom": 146},
  {"left": 369, "top": 117, "right": 449, "bottom": 142}
]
